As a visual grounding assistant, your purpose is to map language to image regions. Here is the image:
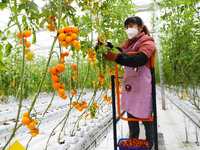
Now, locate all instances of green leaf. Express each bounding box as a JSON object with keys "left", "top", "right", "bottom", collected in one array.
[
  {"left": 22, "top": 15, "right": 26, "bottom": 20},
  {"left": 0, "top": 44, "right": 3, "bottom": 50},
  {"left": 0, "top": 60, "right": 9, "bottom": 72},
  {"left": 0, "top": 30, "right": 2, "bottom": 37},
  {"left": 11, "top": 6, "right": 15, "bottom": 13},
  {"left": 39, "top": 18, "right": 47, "bottom": 28},
  {"left": 28, "top": 2, "right": 39, "bottom": 14},
  {"left": 71, "top": 53, "right": 76, "bottom": 59},
  {"left": 5, "top": 42, "right": 12, "bottom": 57},
  {"left": 30, "top": 12, "right": 38, "bottom": 19},
  {"left": 18, "top": 3, "right": 25, "bottom": 13},
  {"left": 0, "top": 51, "right": 3, "bottom": 61},
  {"left": 112, "top": 47, "right": 122, "bottom": 54},
  {"left": 0, "top": 0, "right": 9, "bottom": 10},
  {"left": 7, "top": 30, "right": 11, "bottom": 36},
  {"left": 1, "top": 37, "right": 7, "bottom": 41},
  {"left": 22, "top": 15, "right": 28, "bottom": 27}
]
